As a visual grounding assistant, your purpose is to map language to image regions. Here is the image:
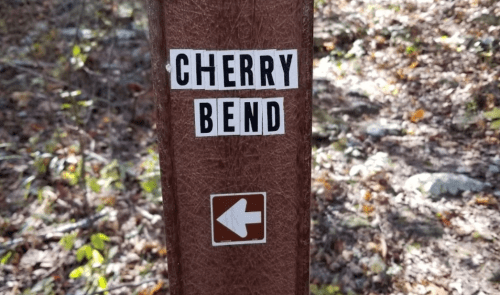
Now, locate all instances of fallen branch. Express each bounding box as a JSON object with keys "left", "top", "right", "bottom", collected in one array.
[
  {"left": 88, "top": 278, "right": 159, "bottom": 295},
  {"left": 0, "top": 60, "right": 69, "bottom": 86},
  {"left": 0, "top": 208, "right": 111, "bottom": 254}
]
